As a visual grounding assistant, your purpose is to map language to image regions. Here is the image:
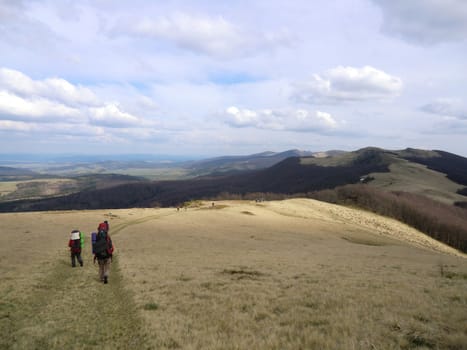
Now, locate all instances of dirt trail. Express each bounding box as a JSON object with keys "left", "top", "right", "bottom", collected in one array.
[
  {"left": 2, "top": 257, "right": 146, "bottom": 349},
  {"left": 1, "top": 211, "right": 176, "bottom": 350}
]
